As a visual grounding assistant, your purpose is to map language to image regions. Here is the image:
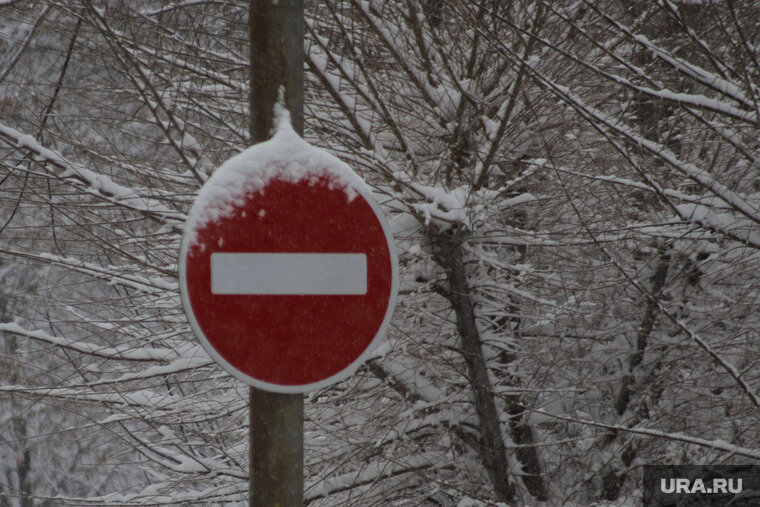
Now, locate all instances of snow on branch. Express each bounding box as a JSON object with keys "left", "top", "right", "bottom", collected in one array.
[
  {"left": 531, "top": 408, "right": 760, "bottom": 460},
  {"left": 534, "top": 161, "right": 760, "bottom": 249},
  {"left": 348, "top": 0, "right": 440, "bottom": 110},
  {"left": 58, "top": 482, "right": 247, "bottom": 506},
  {"left": 0, "top": 321, "right": 177, "bottom": 362},
  {"left": 138, "top": 0, "right": 229, "bottom": 17},
  {"left": 305, "top": 17, "right": 422, "bottom": 177},
  {"left": 574, "top": 0, "right": 758, "bottom": 110},
  {"left": 594, "top": 70, "right": 757, "bottom": 124},
  {"left": 304, "top": 452, "right": 438, "bottom": 502},
  {"left": 0, "top": 248, "right": 177, "bottom": 294},
  {"left": 90, "top": 354, "right": 214, "bottom": 387},
  {"left": 409, "top": 182, "right": 471, "bottom": 226},
  {"left": 520, "top": 77, "right": 760, "bottom": 226},
  {"left": 0, "top": 123, "right": 184, "bottom": 224},
  {"left": 586, "top": 238, "right": 760, "bottom": 409}
]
